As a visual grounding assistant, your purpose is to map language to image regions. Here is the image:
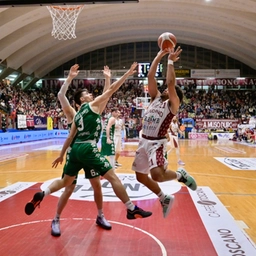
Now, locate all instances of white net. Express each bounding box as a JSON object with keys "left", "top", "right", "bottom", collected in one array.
[{"left": 47, "top": 5, "right": 84, "bottom": 40}]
